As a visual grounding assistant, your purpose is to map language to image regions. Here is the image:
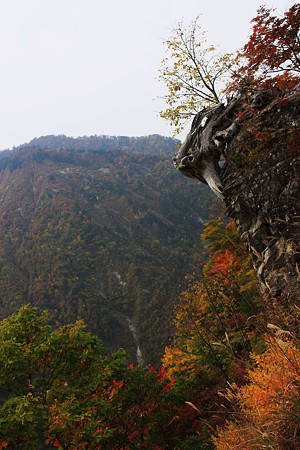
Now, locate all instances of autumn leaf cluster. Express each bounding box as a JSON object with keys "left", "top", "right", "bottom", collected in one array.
[{"left": 160, "top": 4, "right": 300, "bottom": 133}]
